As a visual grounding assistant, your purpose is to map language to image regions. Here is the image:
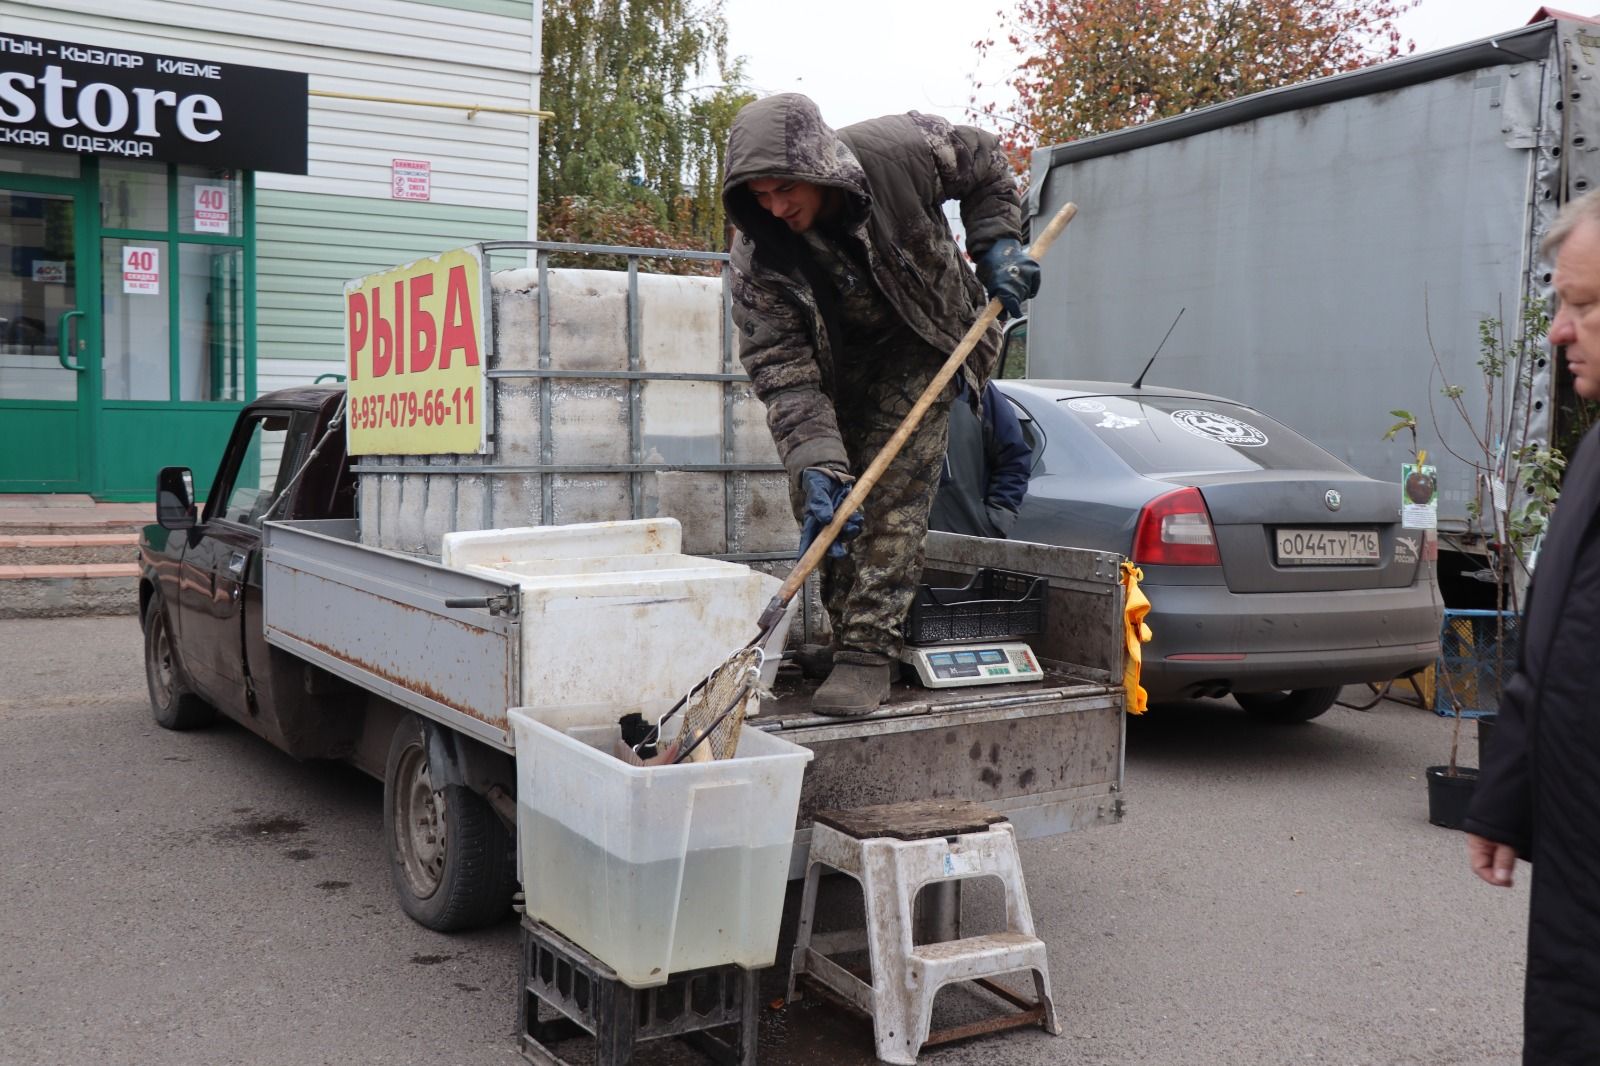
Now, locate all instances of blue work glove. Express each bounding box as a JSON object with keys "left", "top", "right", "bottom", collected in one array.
[
  {"left": 974, "top": 238, "right": 1041, "bottom": 319},
  {"left": 798, "top": 469, "right": 864, "bottom": 559}
]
